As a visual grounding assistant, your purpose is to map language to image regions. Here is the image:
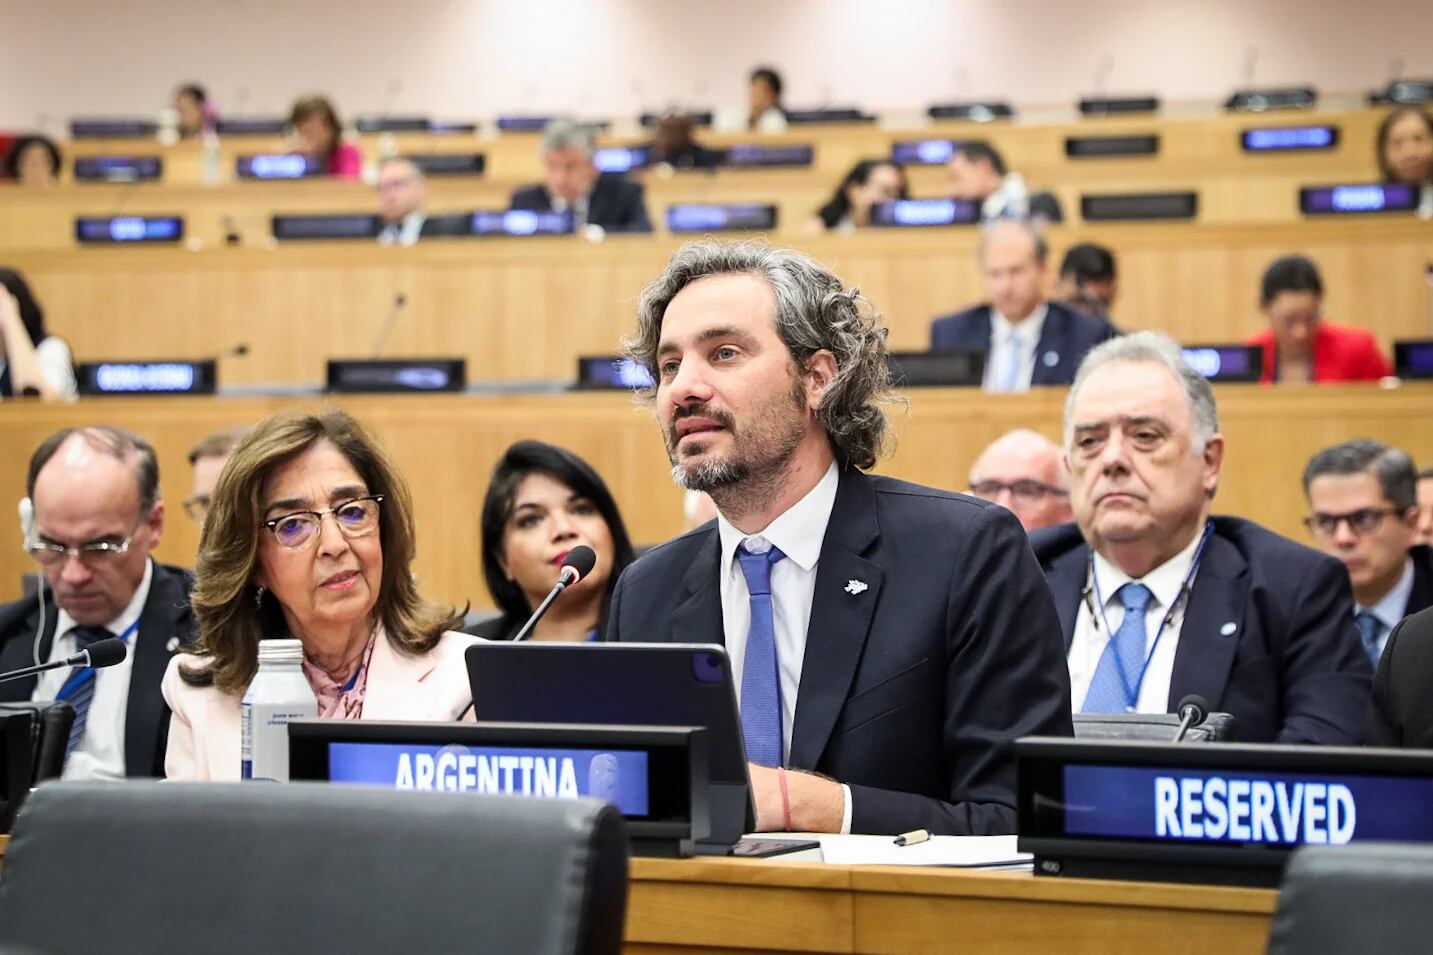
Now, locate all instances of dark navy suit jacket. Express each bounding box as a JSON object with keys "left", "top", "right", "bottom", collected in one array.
[
  {"left": 0, "top": 562, "right": 196, "bottom": 777},
  {"left": 1403, "top": 545, "right": 1433, "bottom": 620},
  {"left": 1030, "top": 517, "right": 1373, "bottom": 744},
  {"left": 509, "top": 172, "right": 653, "bottom": 233},
  {"left": 1366, "top": 605, "right": 1433, "bottom": 747},
  {"left": 928, "top": 301, "right": 1118, "bottom": 386},
  {"left": 606, "top": 467, "right": 1074, "bottom": 835}
]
